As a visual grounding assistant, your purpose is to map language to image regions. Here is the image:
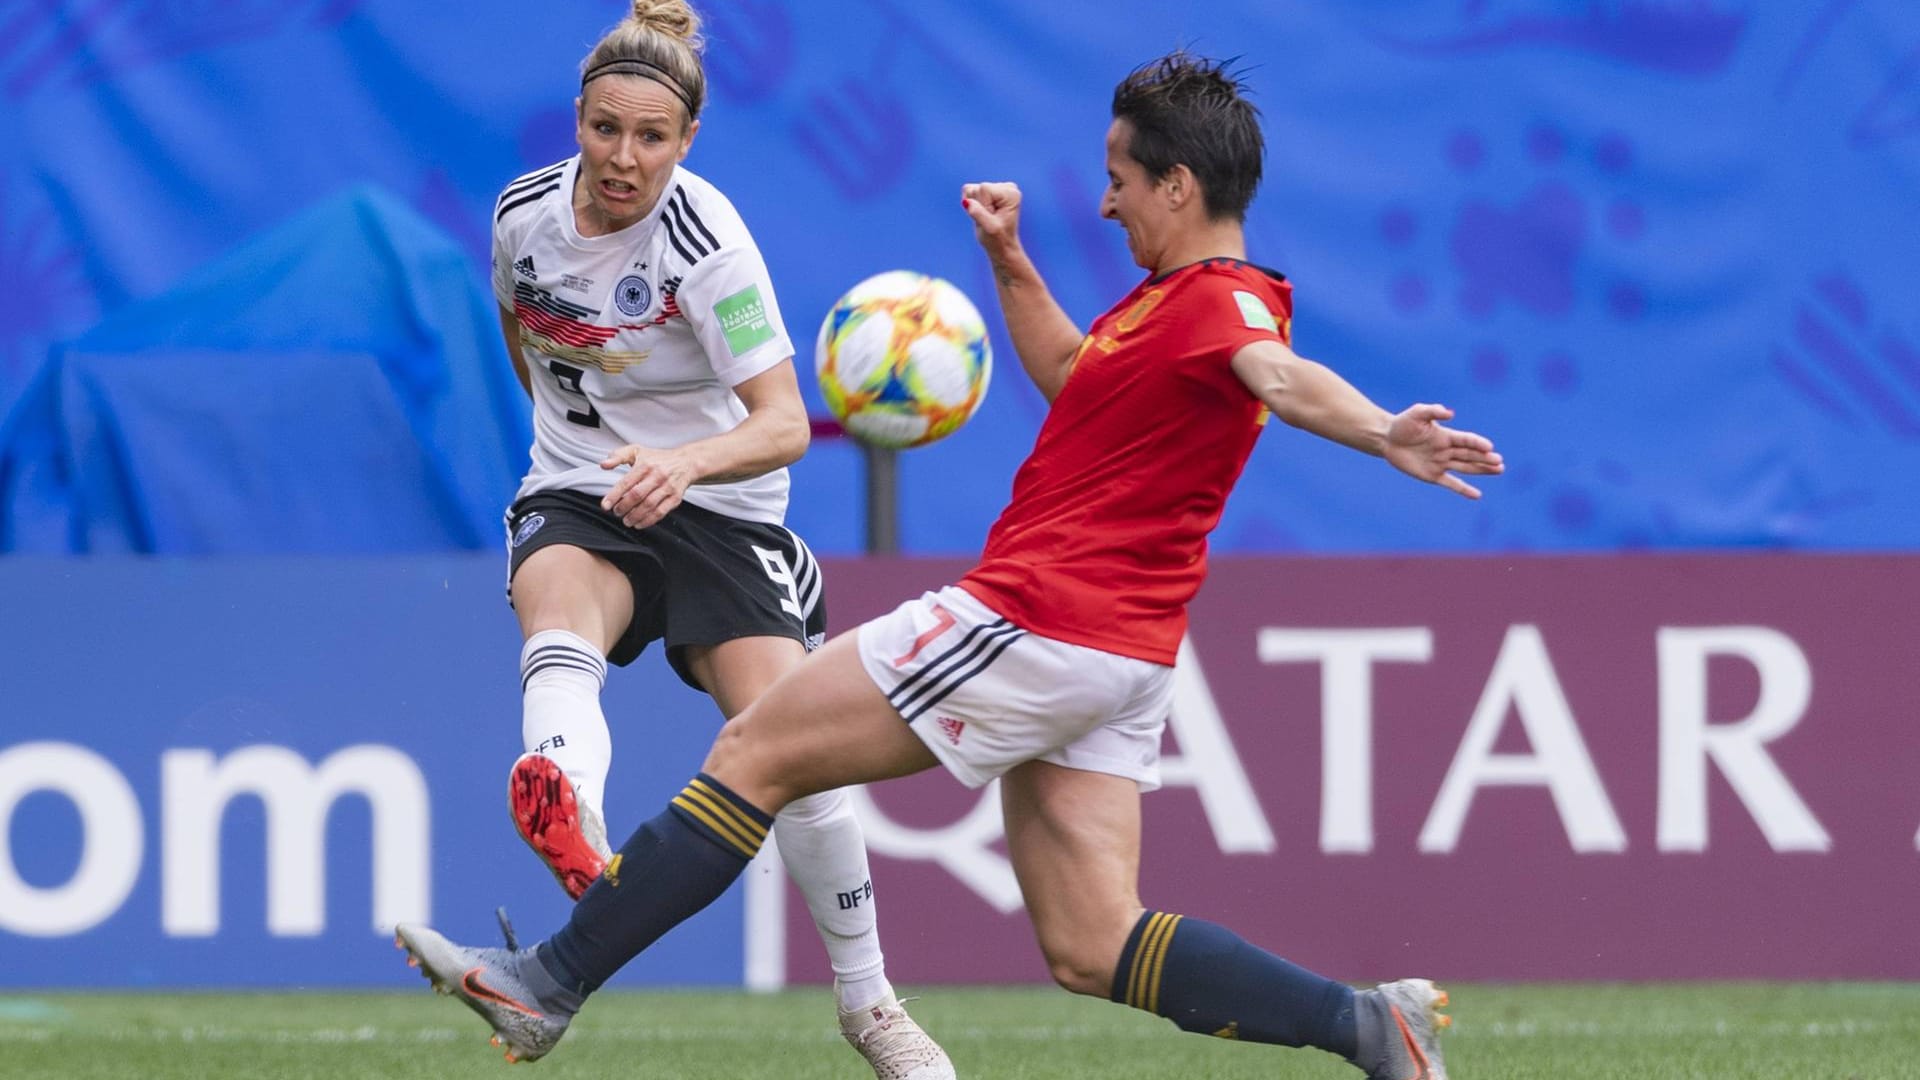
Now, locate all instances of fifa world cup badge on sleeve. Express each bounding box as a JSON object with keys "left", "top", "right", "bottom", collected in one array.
[
  {"left": 715, "top": 285, "right": 775, "bottom": 356},
  {"left": 1233, "top": 290, "right": 1279, "bottom": 333}
]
